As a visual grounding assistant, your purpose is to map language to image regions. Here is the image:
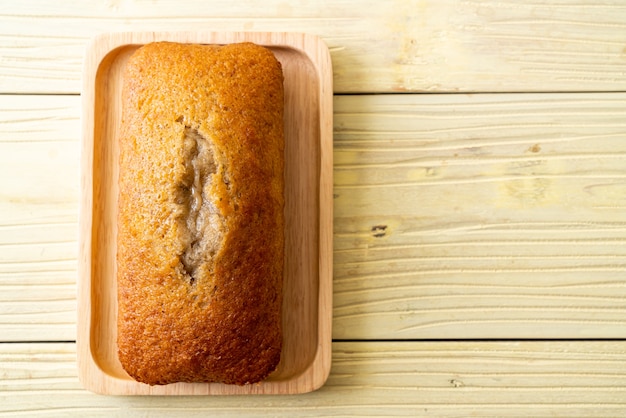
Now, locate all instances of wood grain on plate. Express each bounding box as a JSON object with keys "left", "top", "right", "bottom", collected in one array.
[{"left": 78, "top": 31, "right": 333, "bottom": 395}]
